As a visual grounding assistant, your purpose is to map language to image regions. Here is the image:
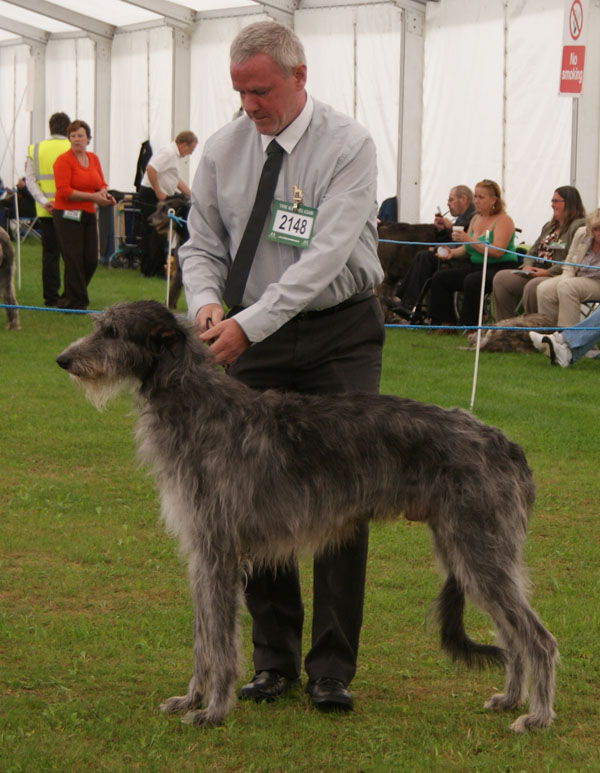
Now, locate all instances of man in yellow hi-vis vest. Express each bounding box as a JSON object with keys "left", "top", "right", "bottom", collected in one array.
[{"left": 25, "top": 112, "right": 70, "bottom": 307}]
